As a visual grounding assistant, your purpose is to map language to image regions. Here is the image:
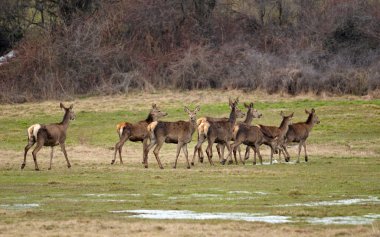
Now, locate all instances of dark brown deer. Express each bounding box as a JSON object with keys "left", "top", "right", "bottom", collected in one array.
[
  {"left": 111, "top": 104, "right": 167, "bottom": 165},
  {"left": 281, "top": 108, "right": 320, "bottom": 163},
  {"left": 21, "top": 103, "right": 75, "bottom": 171},
  {"left": 144, "top": 106, "right": 200, "bottom": 169},
  {"left": 202, "top": 98, "right": 245, "bottom": 165}
]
